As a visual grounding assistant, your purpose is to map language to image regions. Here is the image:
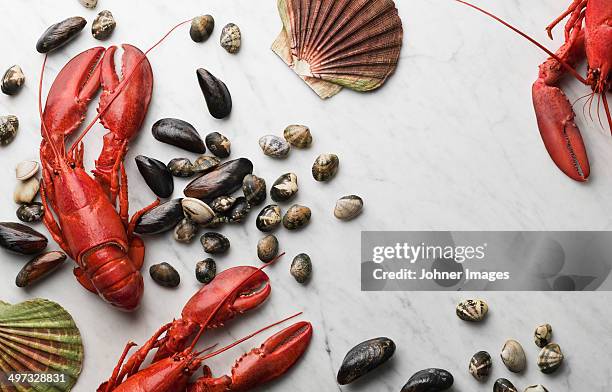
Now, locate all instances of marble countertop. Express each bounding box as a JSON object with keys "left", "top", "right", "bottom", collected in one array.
[{"left": 1, "top": 0, "right": 611, "bottom": 390}]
